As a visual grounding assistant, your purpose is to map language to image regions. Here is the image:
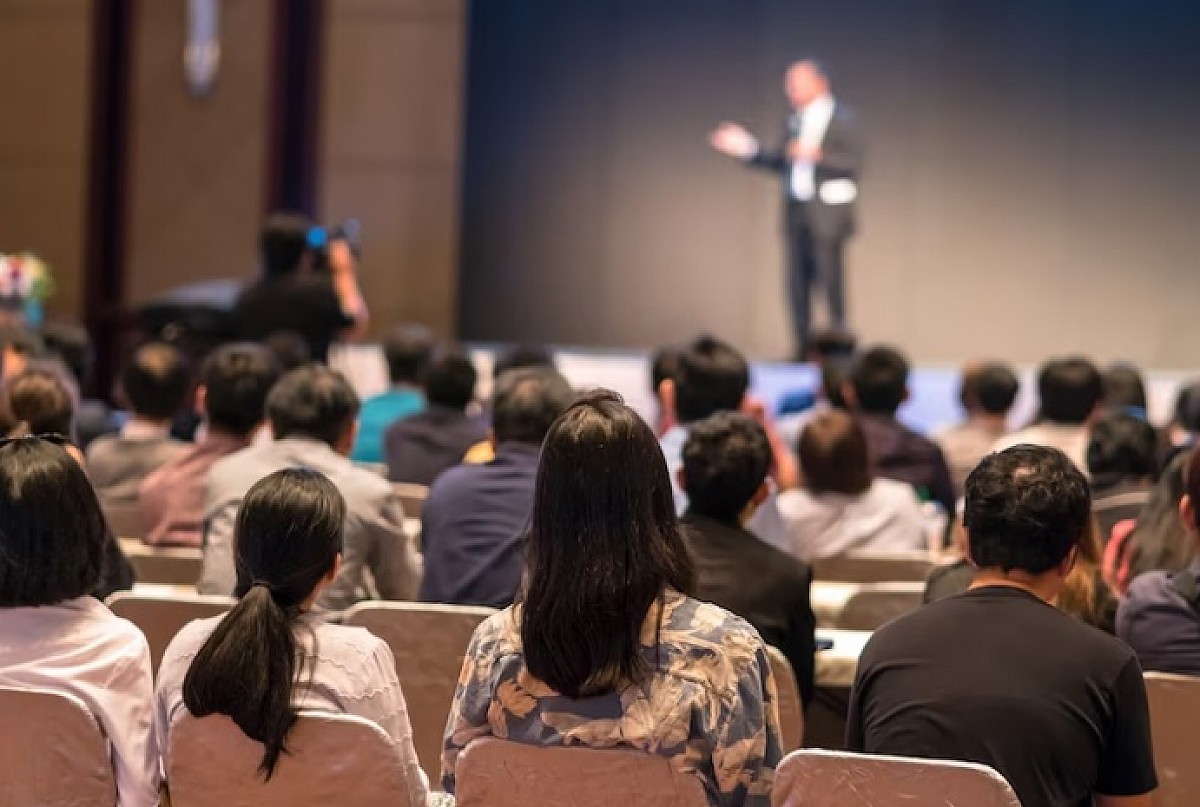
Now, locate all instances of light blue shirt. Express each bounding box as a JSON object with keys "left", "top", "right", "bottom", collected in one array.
[{"left": 351, "top": 386, "right": 425, "bottom": 464}]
